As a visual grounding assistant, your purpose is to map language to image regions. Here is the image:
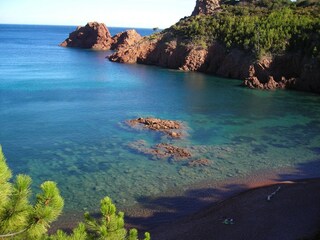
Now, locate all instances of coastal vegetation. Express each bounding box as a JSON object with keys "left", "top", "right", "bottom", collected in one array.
[
  {"left": 170, "top": 0, "right": 320, "bottom": 58},
  {"left": 0, "top": 146, "right": 150, "bottom": 240}
]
